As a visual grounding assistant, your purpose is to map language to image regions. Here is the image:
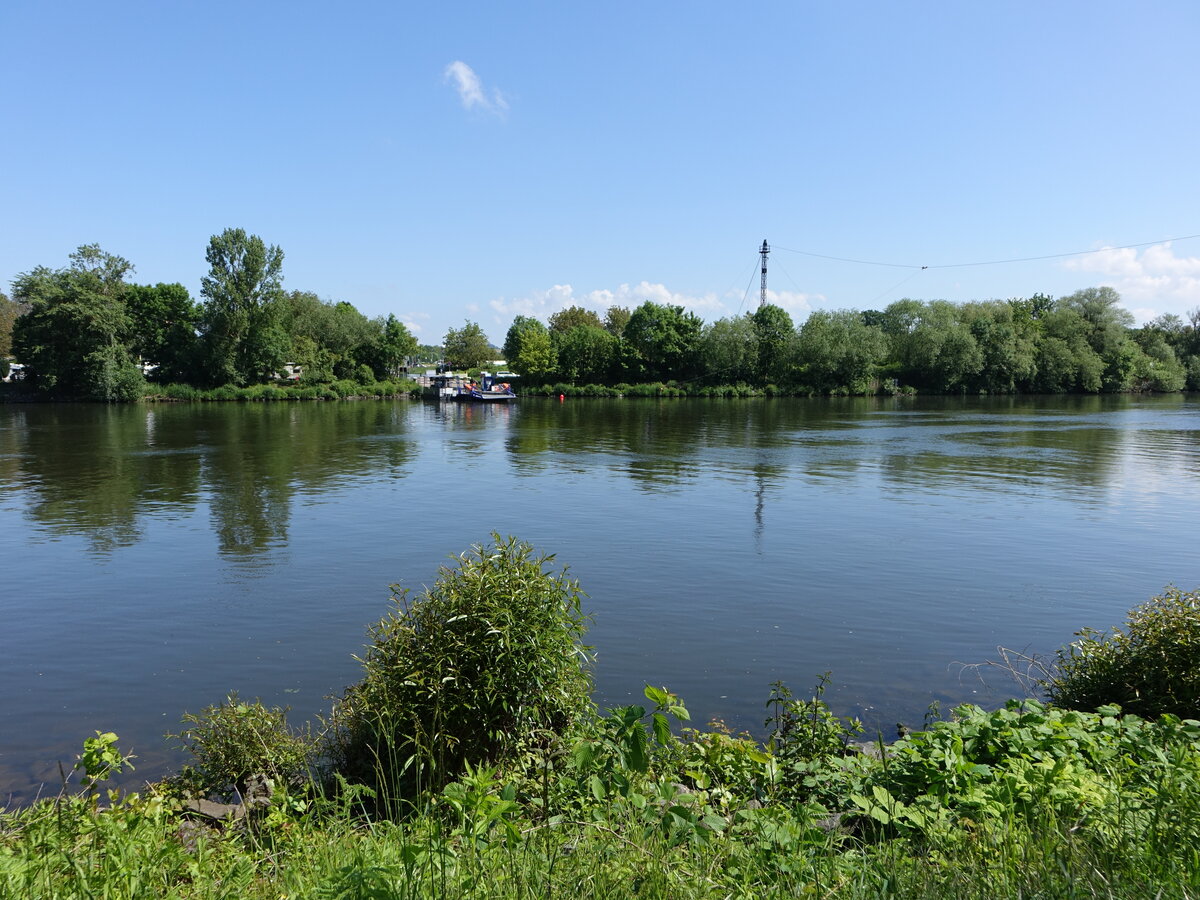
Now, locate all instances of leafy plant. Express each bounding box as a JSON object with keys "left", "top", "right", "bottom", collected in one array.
[
  {"left": 766, "top": 676, "right": 863, "bottom": 805},
  {"left": 75, "top": 731, "right": 135, "bottom": 792},
  {"left": 171, "top": 692, "right": 311, "bottom": 795},
  {"left": 1045, "top": 587, "right": 1200, "bottom": 718},
  {"left": 330, "top": 535, "right": 594, "bottom": 802}
]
